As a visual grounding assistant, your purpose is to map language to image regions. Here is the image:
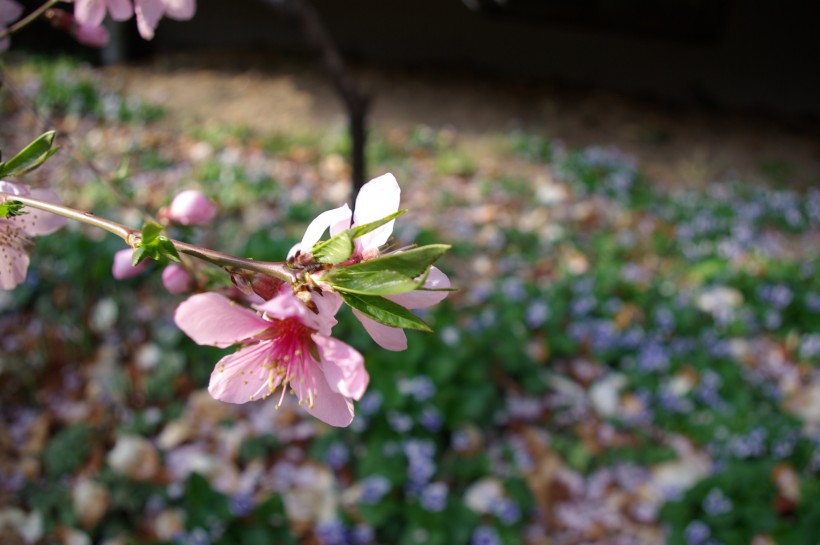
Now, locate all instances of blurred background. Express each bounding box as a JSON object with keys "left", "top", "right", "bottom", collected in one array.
[{"left": 1, "top": 1, "right": 819, "bottom": 544}]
